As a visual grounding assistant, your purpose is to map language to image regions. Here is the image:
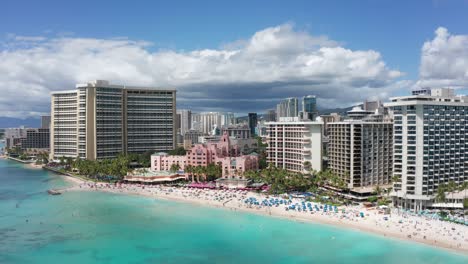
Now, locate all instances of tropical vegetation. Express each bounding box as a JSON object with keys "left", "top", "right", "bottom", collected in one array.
[
  {"left": 254, "top": 136, "right": 268, "bottom": 169},
  {"left": 244, "top": 167, "right": 347, "bottom": 195},
  {"left": 184, "top": 163, "right": 222, "bottom": 182},
  {"left": 168, "top": 147, "right": 187, "bottom": 156},
  {"left": 51, "top": 151, "right": 158, "bottom": 181}
]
